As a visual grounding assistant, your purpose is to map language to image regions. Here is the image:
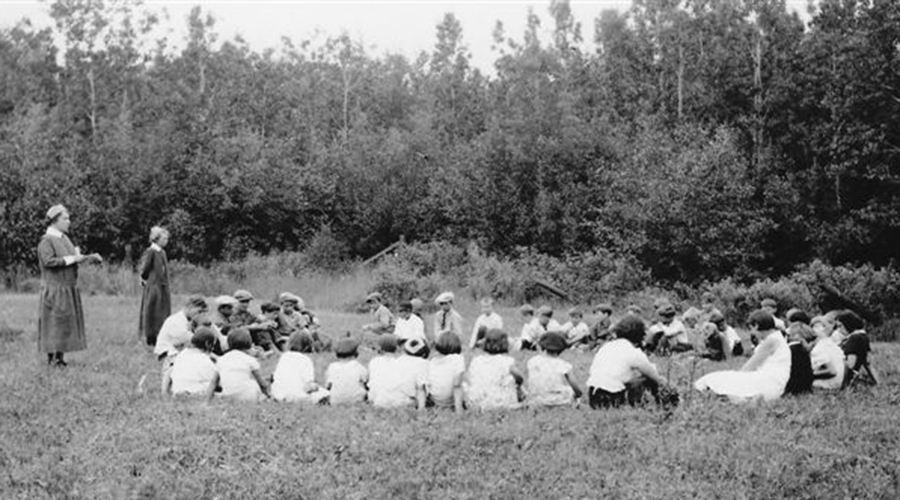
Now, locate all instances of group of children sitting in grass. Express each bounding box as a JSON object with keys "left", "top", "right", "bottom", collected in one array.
[{"left": 155, "top": 288, "right": 877, "bottom": 408}]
